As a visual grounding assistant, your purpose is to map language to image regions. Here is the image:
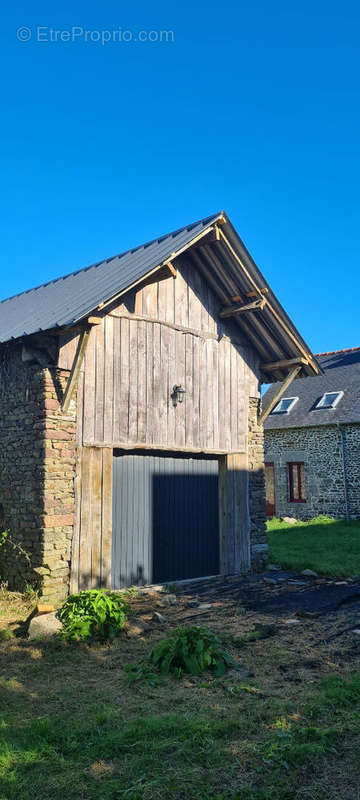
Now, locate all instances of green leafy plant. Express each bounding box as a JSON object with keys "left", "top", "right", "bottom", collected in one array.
[
  {"left": 123, "top": 662, "right": 164, "bottom": 686},
  {"left": 149, "top": 625, "right": 238, "bottom": 677},
  {"left": 57, "top": 589, "right": 129, "bottom": 642}
]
